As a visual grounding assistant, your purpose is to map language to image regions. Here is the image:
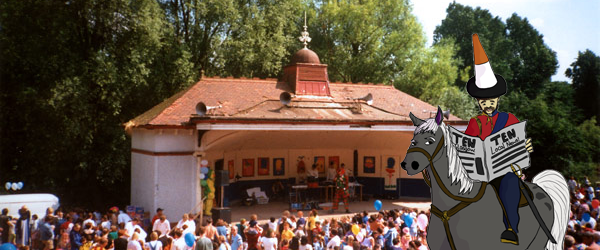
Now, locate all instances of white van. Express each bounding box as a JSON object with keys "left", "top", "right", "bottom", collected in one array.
[{"left": 0, "top": 194, "right": 60, "bottom": 218}]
